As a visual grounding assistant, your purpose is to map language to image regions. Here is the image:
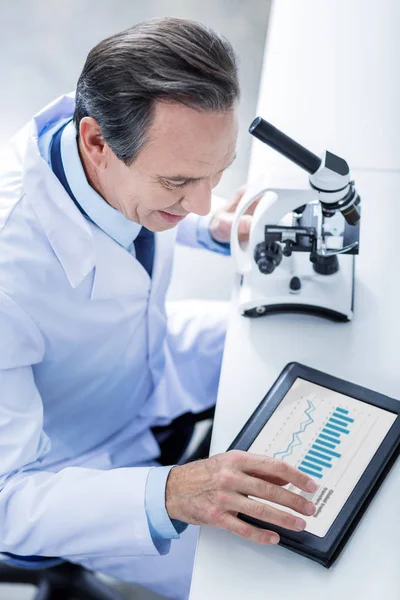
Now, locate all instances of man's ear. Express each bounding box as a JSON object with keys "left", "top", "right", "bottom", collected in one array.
[{"left": 79, "top": 117, "right": 107, "bottom": 169}]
